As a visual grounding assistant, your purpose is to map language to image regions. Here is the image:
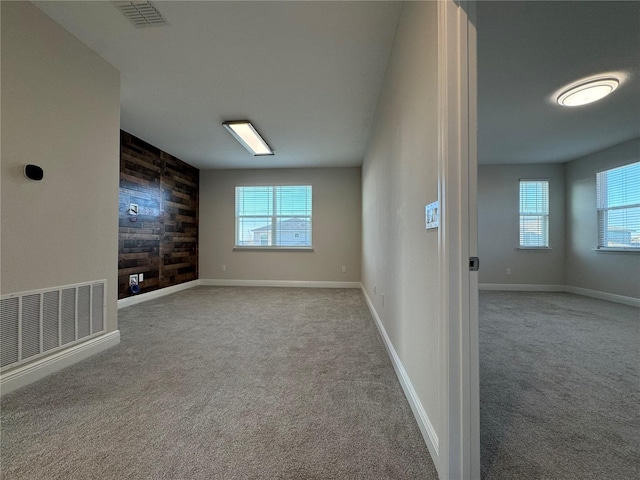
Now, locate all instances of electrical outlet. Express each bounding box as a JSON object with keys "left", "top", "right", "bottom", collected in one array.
[
  {"left": 506, "top": 268, "right": 511, "bottom": 275},
  {"left": 222, "top": 265, "right": 226, "bottom": 272},
  {"left": 129, "top": 274, "right": 138, "bottom": 286},
  {"left": 373, "top": 285, "right": 377, "bottom": 295},
  {"left": 138, "top": 273, "right": 144, "bottom": 282},
  {"left": 341, "top": 266, "right": 347, "bottom": 273},
  {"left": 128, "top": 203, "right": 138, "bottom": 216}
]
